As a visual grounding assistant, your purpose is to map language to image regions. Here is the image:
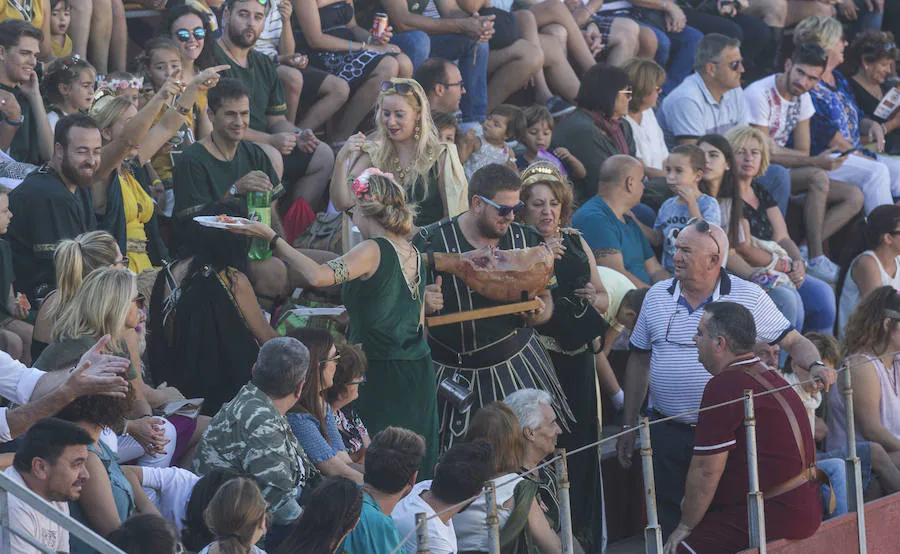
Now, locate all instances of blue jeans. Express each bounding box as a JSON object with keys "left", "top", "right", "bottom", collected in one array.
[
  {"left": 641, "top": 23, "right": 702, "bottom": 94},
  {"left": 391, "top": 30, "right": 489, "bottom": 123},
  {"left": 767, "top": 275, "right": 835, "bottom": 334},
  {"left": 817, "top": 457, "right": 848, "bottom": 519},
  {"left": 649, "top": 419, "right": 696, "bottom": 538},
  {"left": 757, "top": 163, "right": 791, "bottom": 216}
]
